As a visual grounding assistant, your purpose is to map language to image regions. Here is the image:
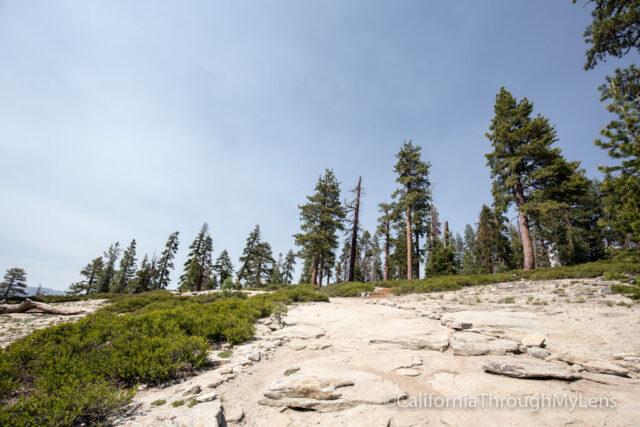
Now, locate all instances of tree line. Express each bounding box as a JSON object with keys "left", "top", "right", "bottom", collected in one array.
[{"left": 2, "top": 0, "right": 638, "bottom": 296}]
